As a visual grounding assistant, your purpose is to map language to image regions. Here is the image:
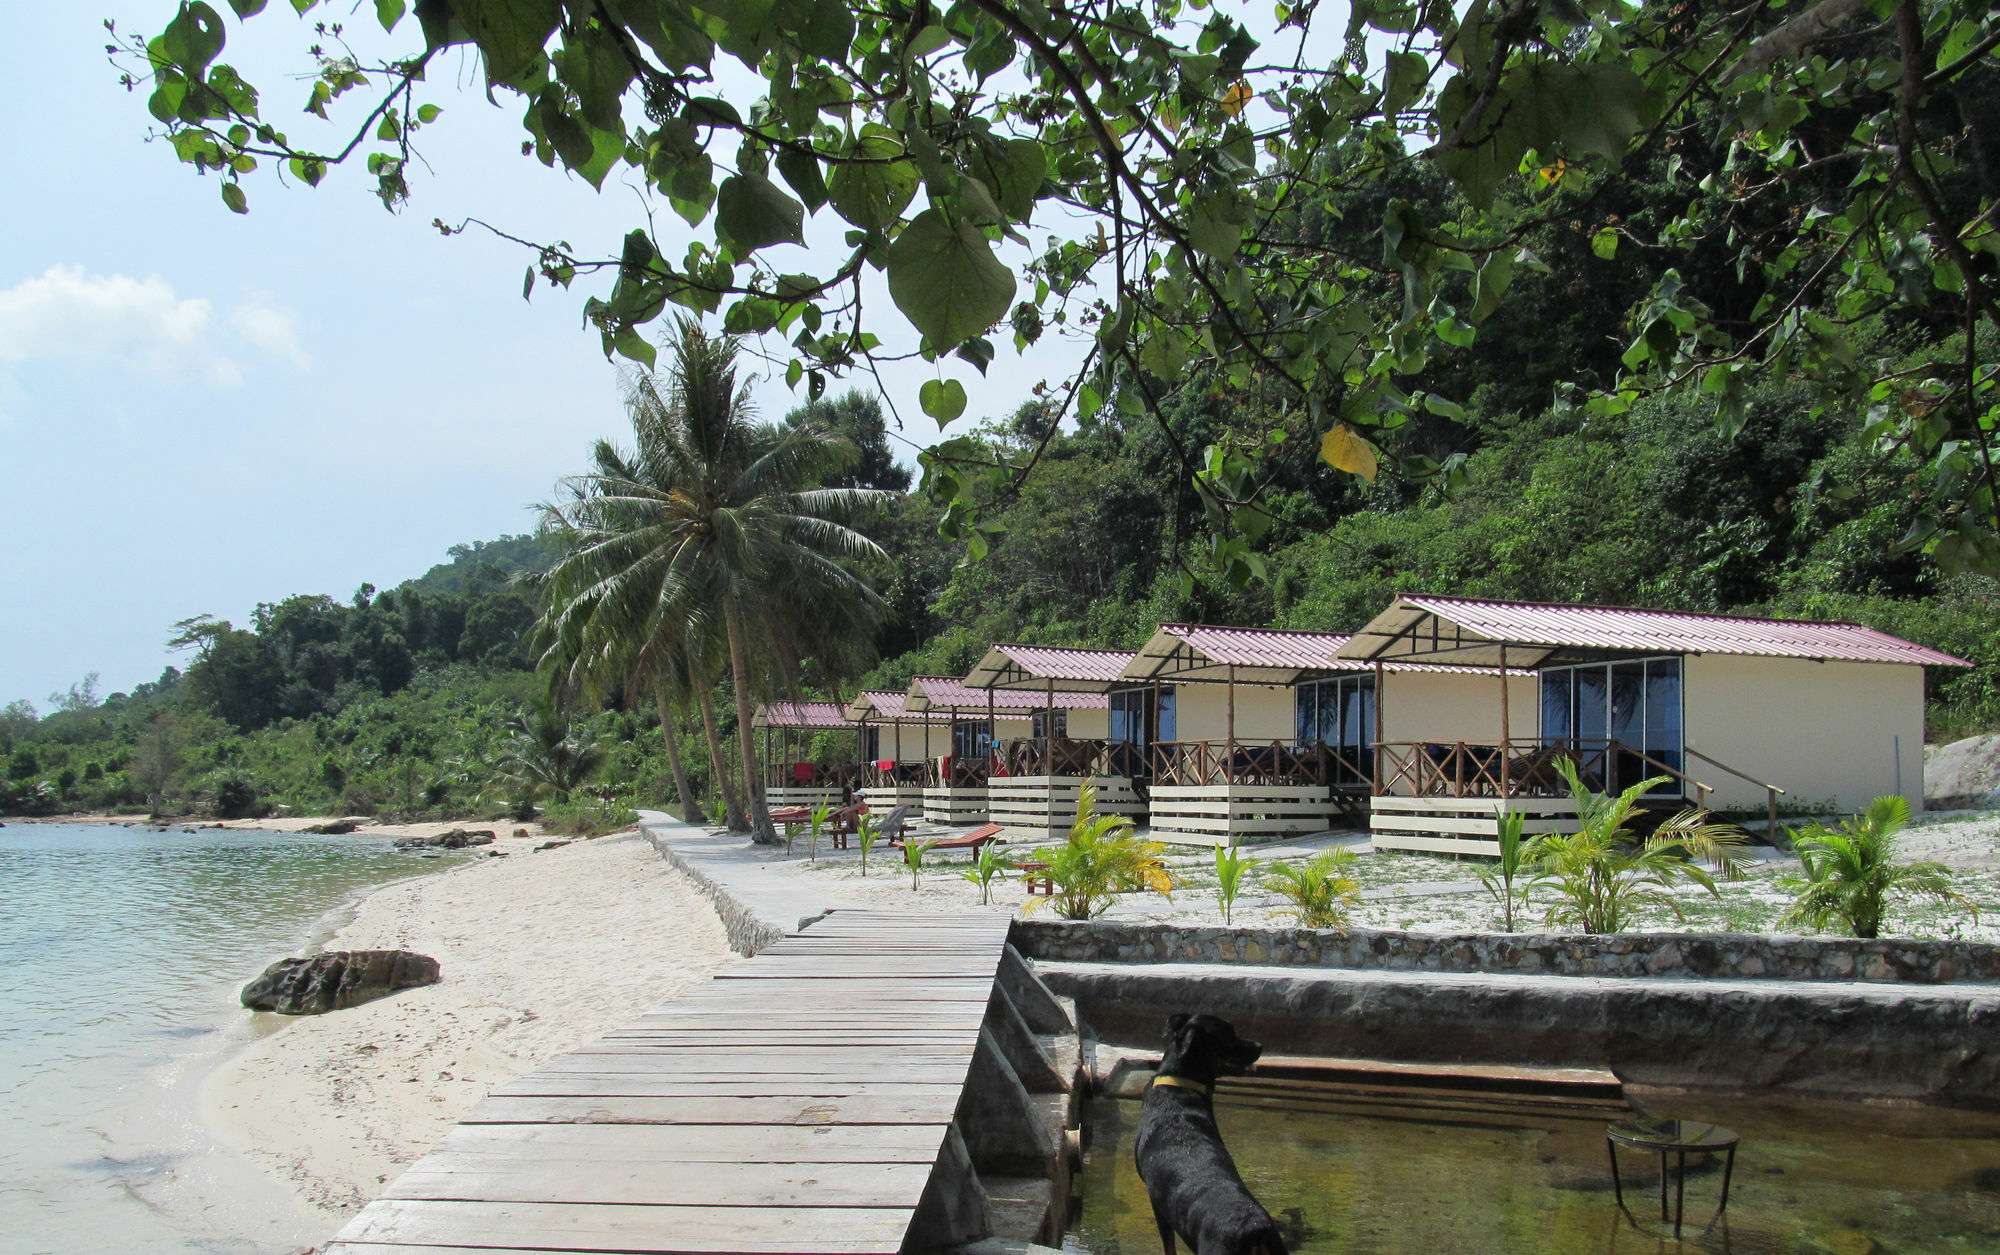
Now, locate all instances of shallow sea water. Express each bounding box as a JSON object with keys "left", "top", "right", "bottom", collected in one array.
[
  {"left": 0, "top": 822, "right": 452, "bottom": 1255},
  {"left": 1071, "top": 1080, "right": 2000, "bottom": 1255}
]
